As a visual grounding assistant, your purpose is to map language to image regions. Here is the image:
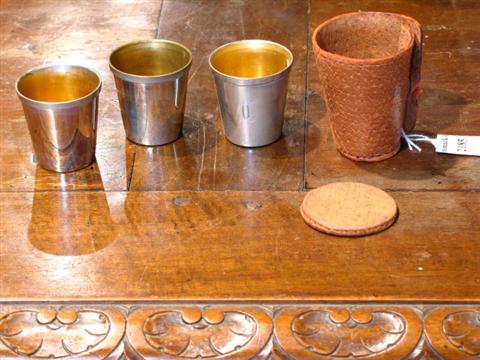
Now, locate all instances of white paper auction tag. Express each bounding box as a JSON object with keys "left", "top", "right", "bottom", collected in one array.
[
  {"left": 433, "top": 134, "right": 480, "bottom": 156},
  {"left": 402, "top": 130, "right": 480, "bottom": 157}
]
